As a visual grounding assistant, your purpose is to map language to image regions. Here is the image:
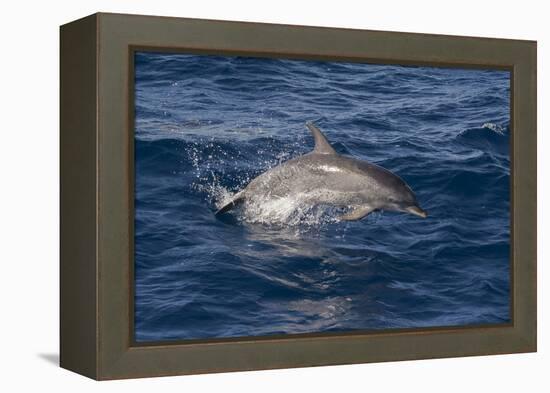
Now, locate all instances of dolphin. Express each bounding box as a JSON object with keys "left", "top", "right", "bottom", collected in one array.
[{"left": 216, "top": 122, "right": 427, "bottom": 221}]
